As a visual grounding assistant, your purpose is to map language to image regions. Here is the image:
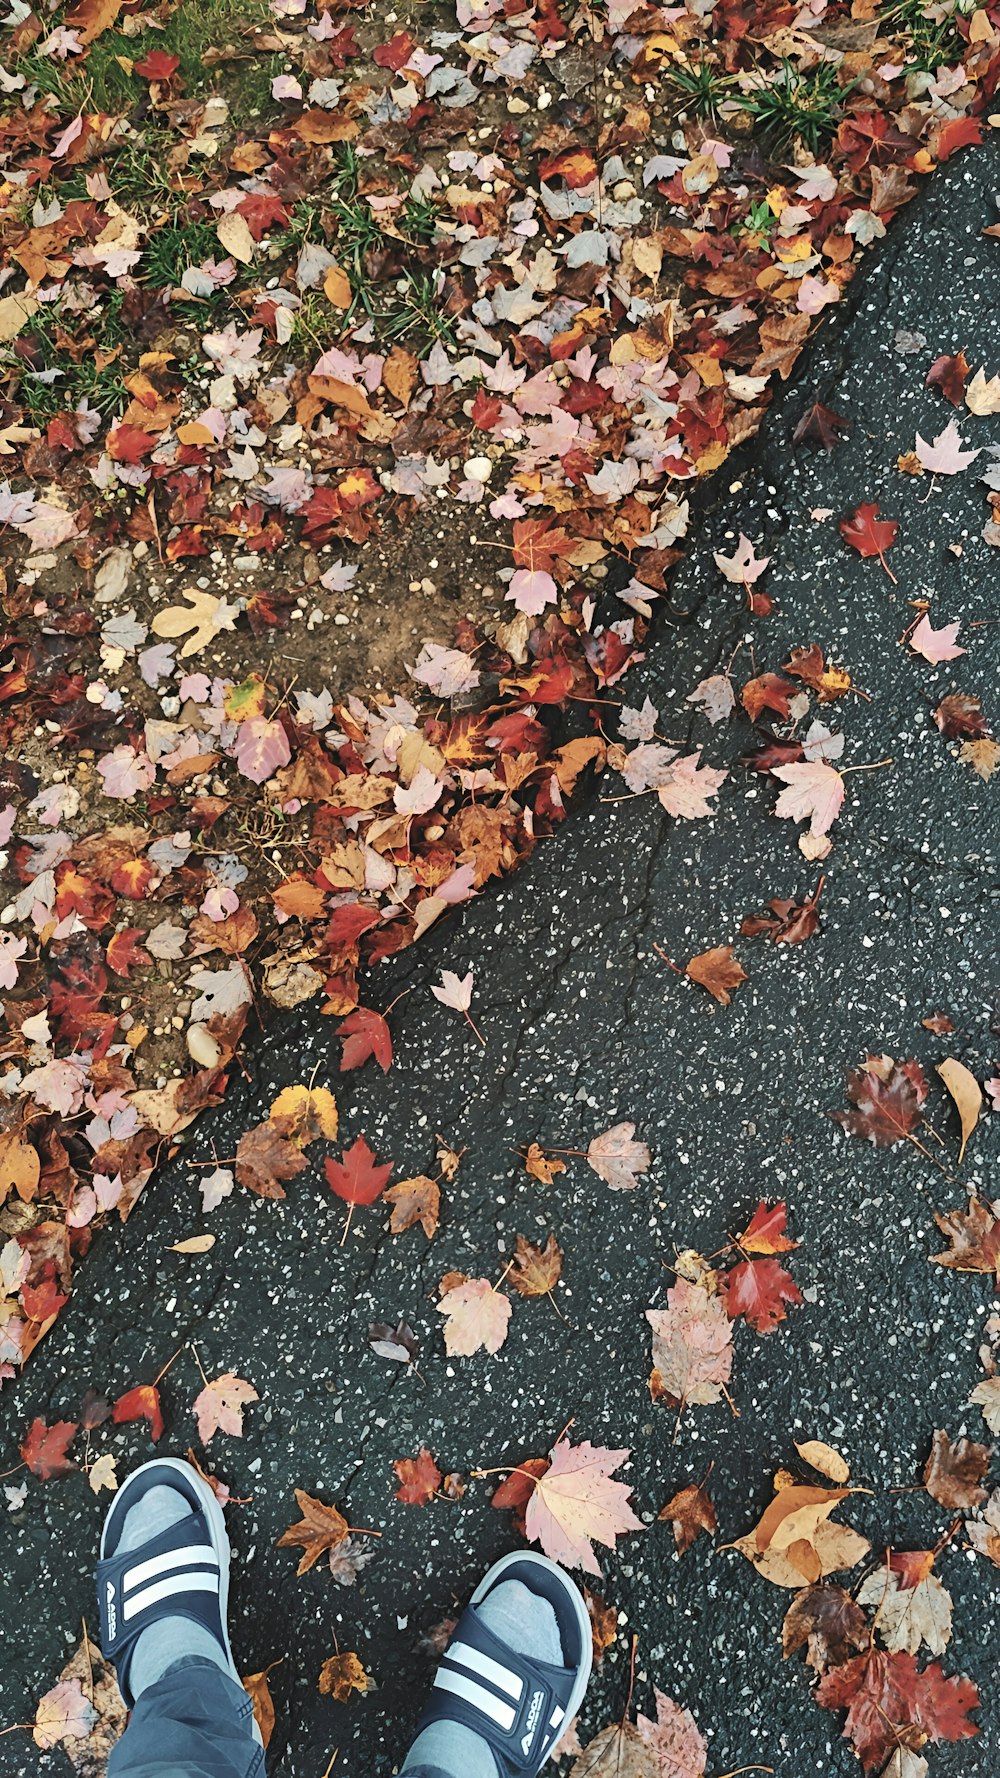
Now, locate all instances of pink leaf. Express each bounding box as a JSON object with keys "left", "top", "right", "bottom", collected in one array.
[
  {"left": 909, "top": 614, "right": 966, "bottom": 663},
  {"left": 233, "top": 716, "right": 291, "bottom": 784},
  {"left": 507, "top": 568, "right": 557, "bottom": 614}
]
